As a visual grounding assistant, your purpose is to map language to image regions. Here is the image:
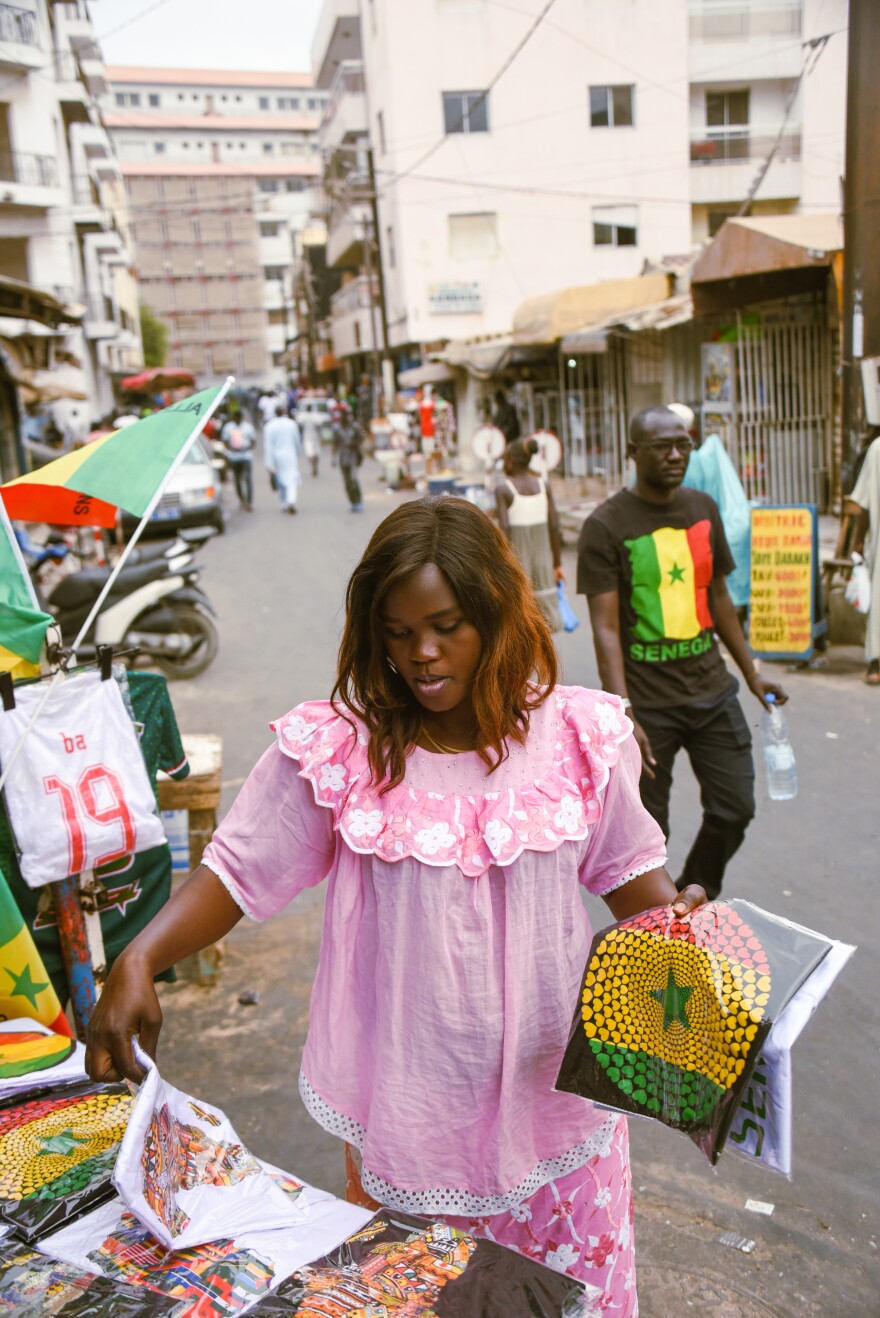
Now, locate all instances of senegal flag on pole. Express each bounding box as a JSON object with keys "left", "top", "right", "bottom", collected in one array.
[
  {"left": 1, "top": 381, "right": 230, "bottom": 528},
  {"left": 0, "top": 868, "right": 72, "bottom": 1037},
  {"left": 0, "top": 498, "right": 53, "bottom": 679},
  {"left": 625, "top": 520, "right": 714, "bottom": 642}
]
